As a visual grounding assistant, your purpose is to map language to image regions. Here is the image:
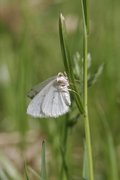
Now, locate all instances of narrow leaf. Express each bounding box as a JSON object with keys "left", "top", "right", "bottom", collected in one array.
[
  {"left": 59, "top": 13, "right": 70, "bottom": 75},
  {"left": 41, "top": 140, "right": 47, "bottom": 180},
  {"left": 59, "top": 13, "right": 84, "bottom": 114},
  {"left": 97, "top": 105, "right": 119, "bottom": 180},
  {"left": 24, "top": 162, "right": 30, "bottom": 180}
]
